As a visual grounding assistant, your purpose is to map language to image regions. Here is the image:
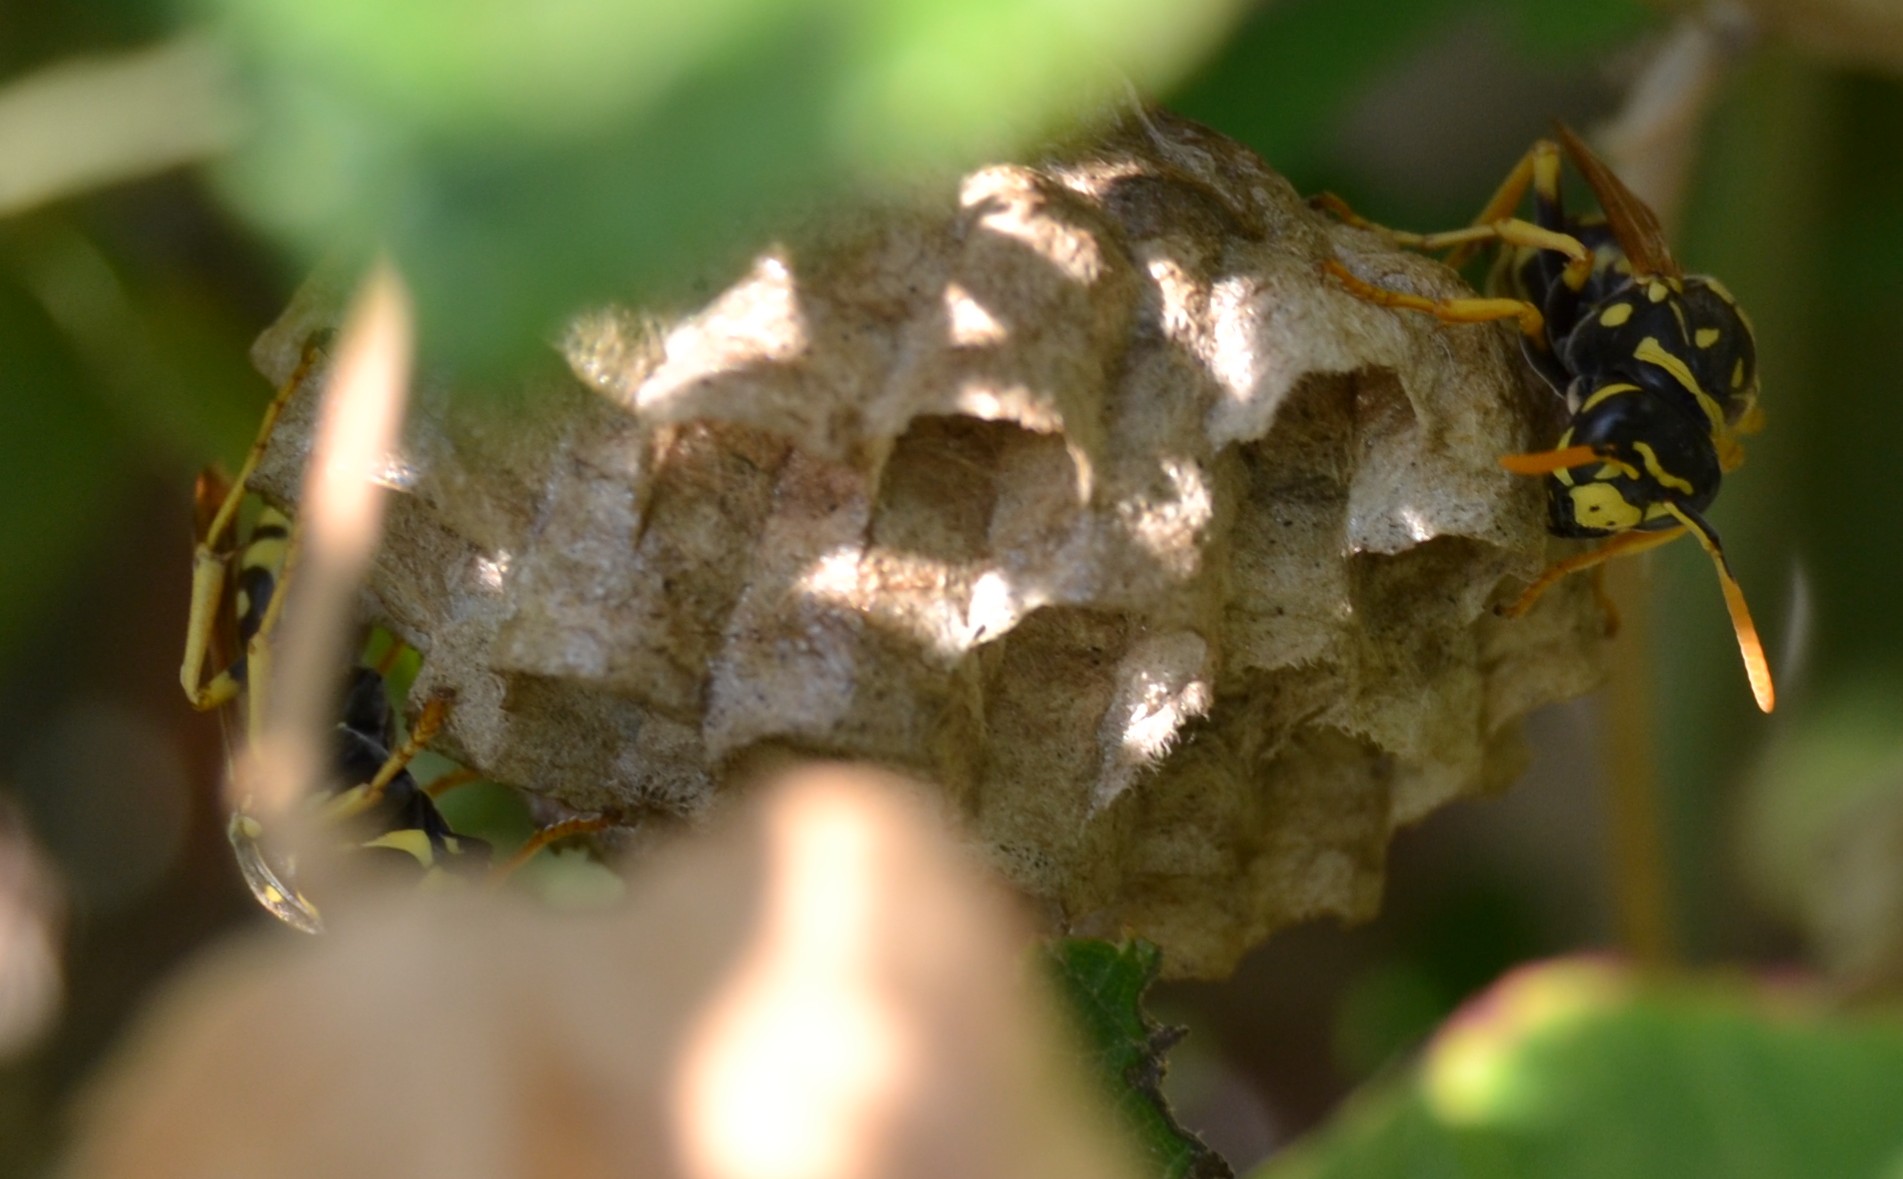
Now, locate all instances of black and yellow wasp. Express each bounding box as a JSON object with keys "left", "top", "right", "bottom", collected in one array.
[
  {"left": 181, "top": 339, "right": 613, "bottom": 931},
  {"left": 1317, "top": 123, "right": 1773, "bottom": 712}
]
